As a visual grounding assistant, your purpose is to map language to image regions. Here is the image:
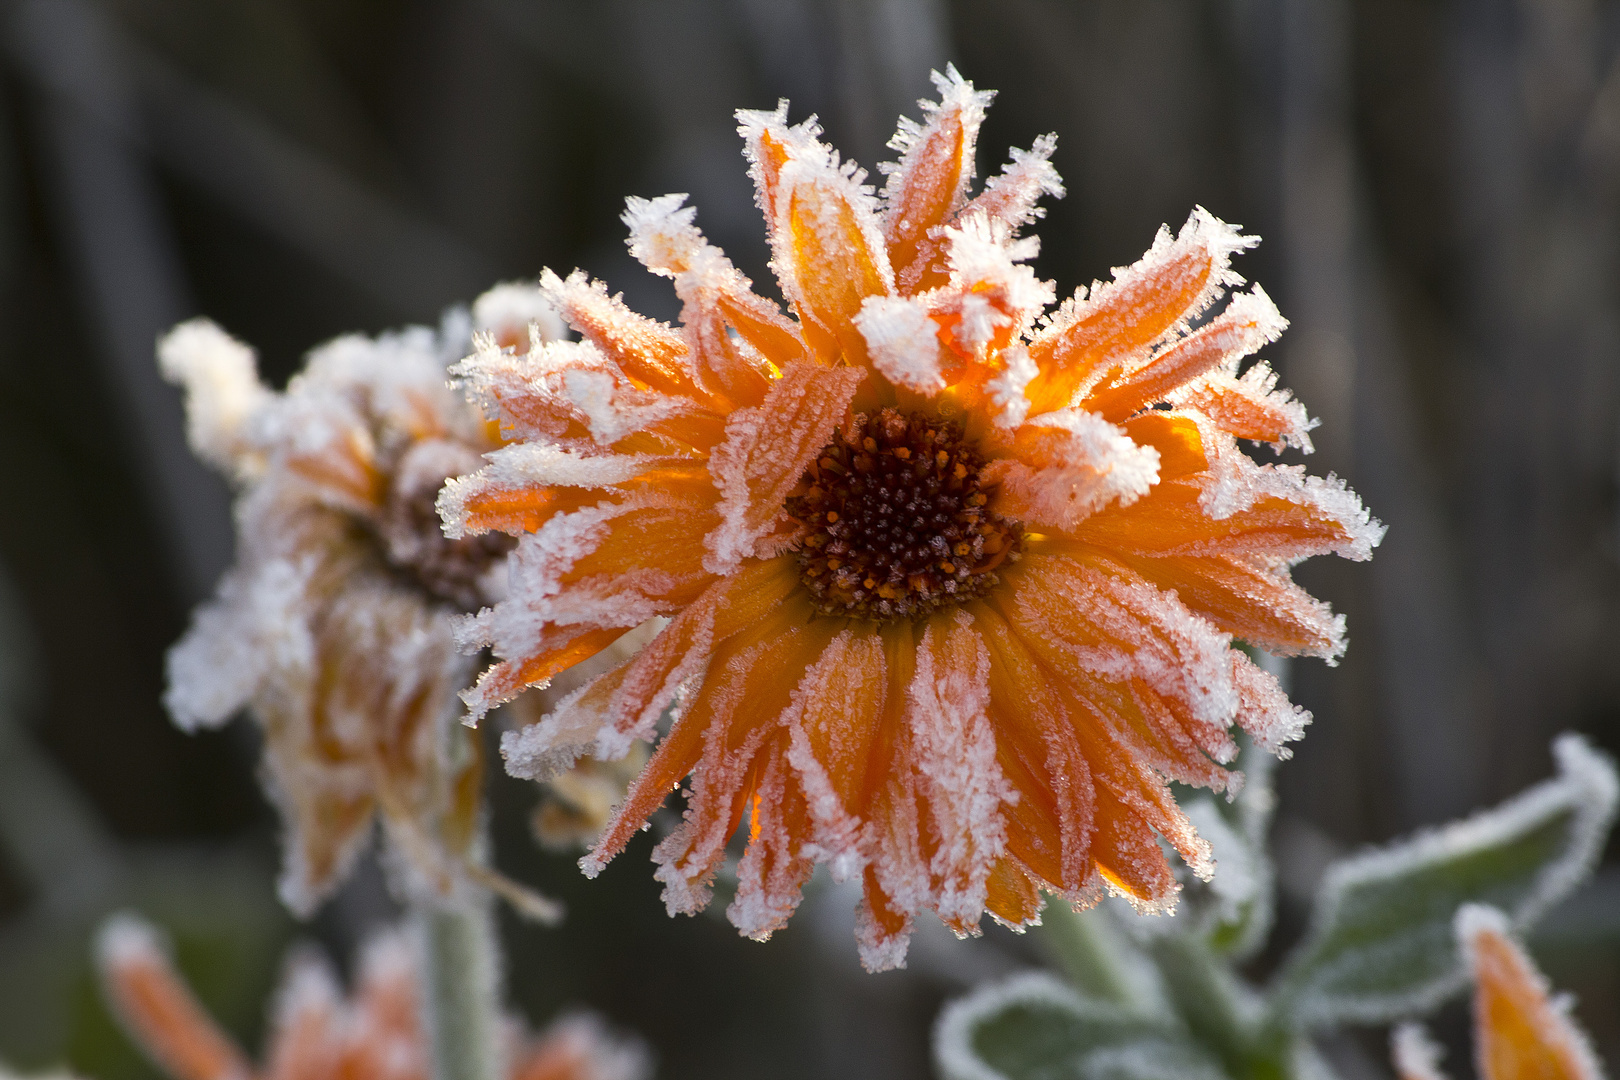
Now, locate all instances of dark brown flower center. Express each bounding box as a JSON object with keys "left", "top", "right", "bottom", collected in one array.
[
  {"left": 786, "top": 408, "right": 1023, "bottom": 622},
  {"left": 374, "top": 442, "right": 515, "bottom": 612}
]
